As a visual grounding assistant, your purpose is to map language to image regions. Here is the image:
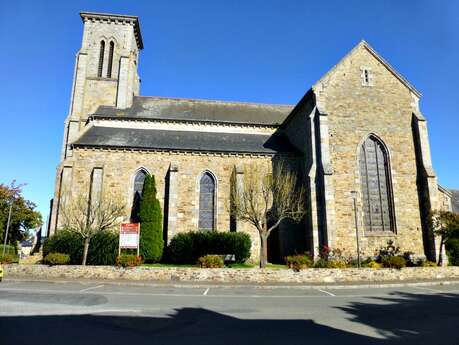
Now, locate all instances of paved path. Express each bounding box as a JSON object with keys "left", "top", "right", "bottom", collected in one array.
[{"left": 1, "top": 279, "right": 458, "bottom": 345}]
